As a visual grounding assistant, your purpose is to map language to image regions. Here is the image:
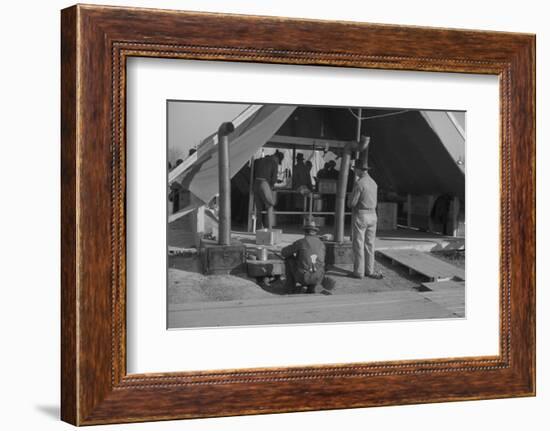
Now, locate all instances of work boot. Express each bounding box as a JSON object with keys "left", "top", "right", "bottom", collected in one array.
[
  {"left": 306, "top": 284, "right": 323, "bottom": 294},
  {"left": 285, "top": 282, "right": 300, "bottom": 294},
  {"left": 348, "top": 272, "right": 364, "bottom": 280},
  {"left": 365, "top": 272, "right": 383, "bottom": 280}
]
